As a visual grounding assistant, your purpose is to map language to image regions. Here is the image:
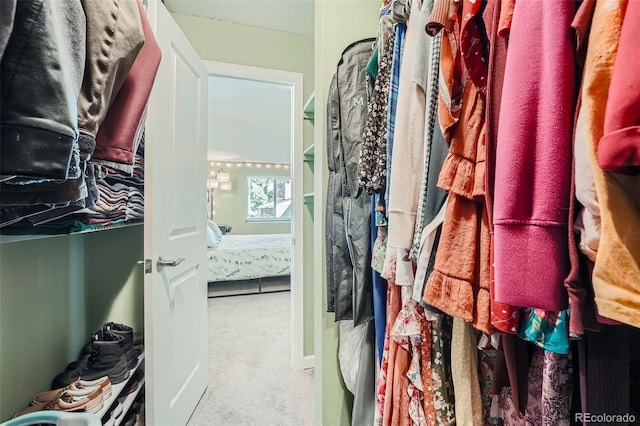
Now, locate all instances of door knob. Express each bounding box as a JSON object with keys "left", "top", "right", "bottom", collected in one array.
[{"left": 156, "top": 256, "right": 185, "bottom": 272}]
